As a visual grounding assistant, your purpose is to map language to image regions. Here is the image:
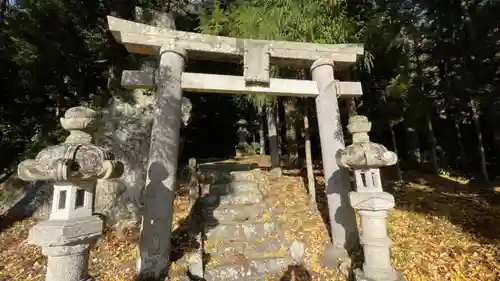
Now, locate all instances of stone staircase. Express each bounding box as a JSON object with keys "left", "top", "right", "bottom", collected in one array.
[{"left": 189, "top": 165, "right": 288, "bottom": 281}]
